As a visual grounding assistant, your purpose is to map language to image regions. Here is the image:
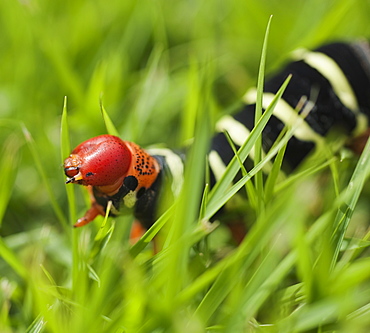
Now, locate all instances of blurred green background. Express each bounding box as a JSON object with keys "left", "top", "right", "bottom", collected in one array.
[{"left": 1, "top": 0, "right": 369, "bottom": 235}]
